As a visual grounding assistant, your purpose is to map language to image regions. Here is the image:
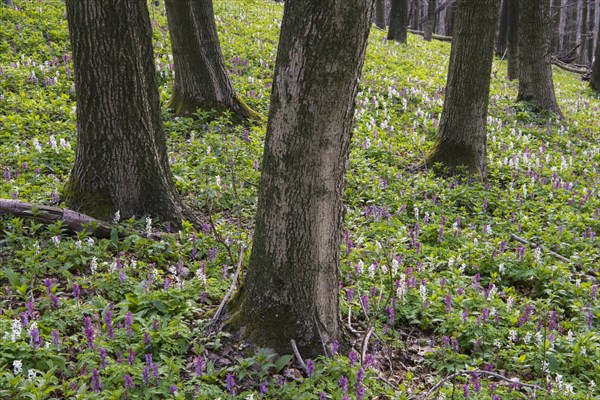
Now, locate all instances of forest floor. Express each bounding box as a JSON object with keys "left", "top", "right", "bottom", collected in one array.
[{"left": 1, "top": 0, "right": 599, "bottom": 399}]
